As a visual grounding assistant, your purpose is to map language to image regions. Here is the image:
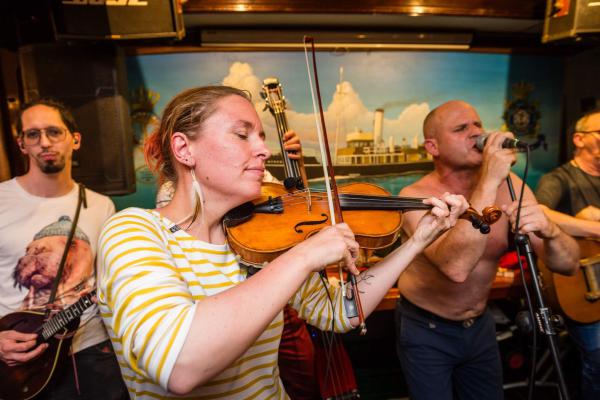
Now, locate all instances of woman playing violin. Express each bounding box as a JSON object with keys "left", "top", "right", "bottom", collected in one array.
[{"left": 97, "top": 85, "right": 469, "bottom": 399}]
